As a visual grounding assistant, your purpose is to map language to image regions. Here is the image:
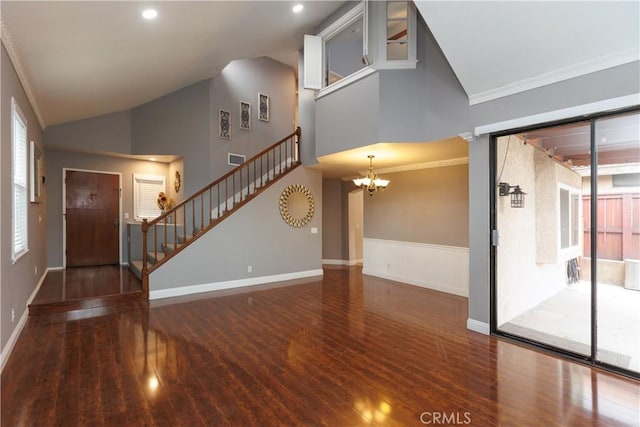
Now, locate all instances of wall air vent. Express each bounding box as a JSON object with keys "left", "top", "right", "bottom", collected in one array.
[{"left": 228, "top": 153, "right": 246, "bottom": 166}]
